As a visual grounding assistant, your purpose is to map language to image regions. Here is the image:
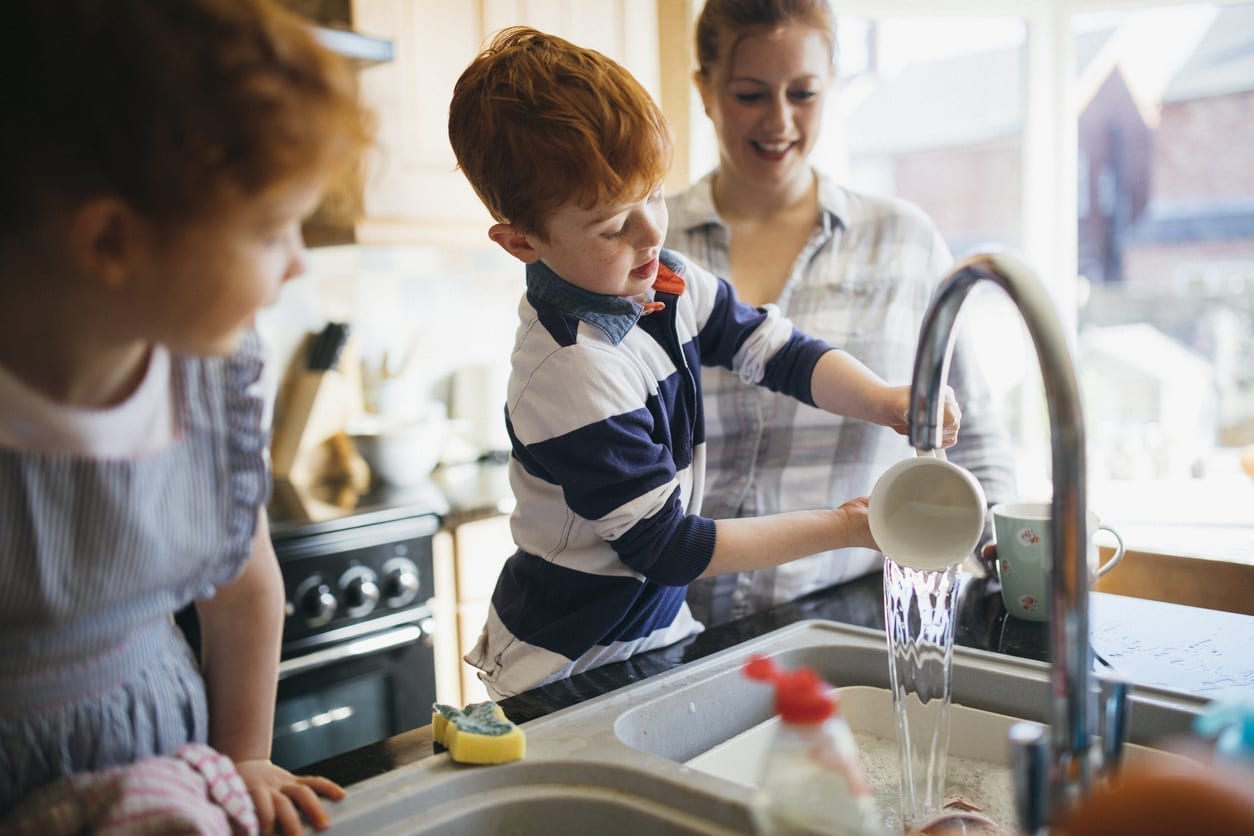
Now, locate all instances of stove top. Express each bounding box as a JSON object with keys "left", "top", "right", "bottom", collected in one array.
[{"left": 268, "top": 476, "right": 449, "bottom": 539}]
